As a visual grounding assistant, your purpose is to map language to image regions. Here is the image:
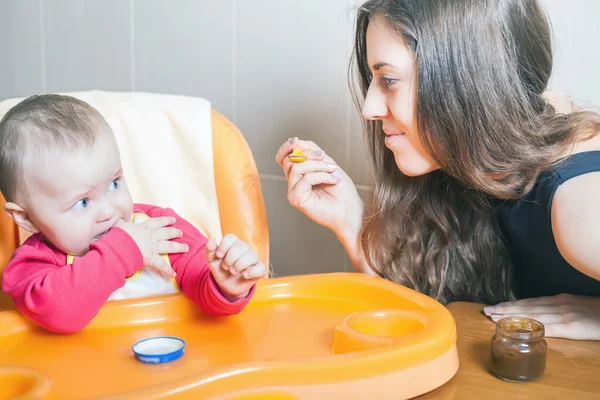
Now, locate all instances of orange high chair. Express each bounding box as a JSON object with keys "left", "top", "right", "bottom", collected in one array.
[
  {"left": 0, "top": 92, "right": 269, "bottom": 310},
  {"left": 0, "top": 92, "right": 458, "bottom": 400}
]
